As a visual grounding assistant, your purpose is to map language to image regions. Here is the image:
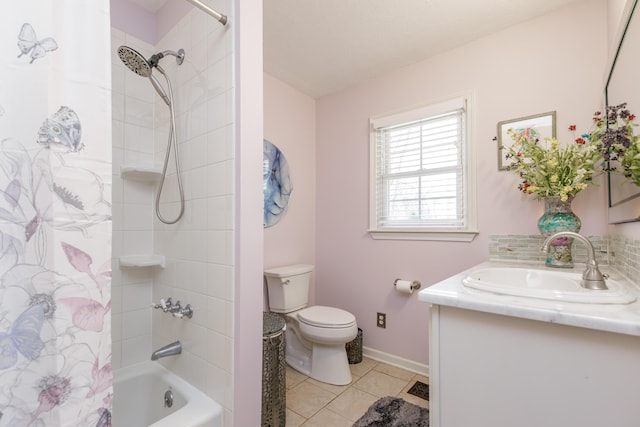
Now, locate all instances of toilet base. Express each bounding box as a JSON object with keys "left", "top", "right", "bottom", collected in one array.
[
  {"left": 311, "top": 343, "right": 353, "bottom": 385},
  {"left": 286, "top": 344, "right": 352, "bottom": 385},
  {"left": 286, "top": 341, "right": 353, "bottom": 385}
]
